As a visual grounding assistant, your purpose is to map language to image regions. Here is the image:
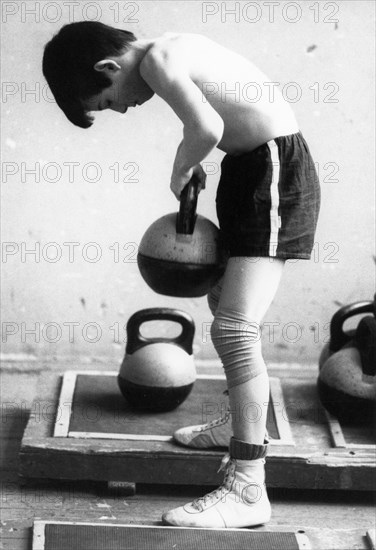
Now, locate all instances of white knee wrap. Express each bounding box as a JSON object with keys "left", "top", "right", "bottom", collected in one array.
[{"left": 211, "top": 307, "right": 265, "bottom": 388}]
